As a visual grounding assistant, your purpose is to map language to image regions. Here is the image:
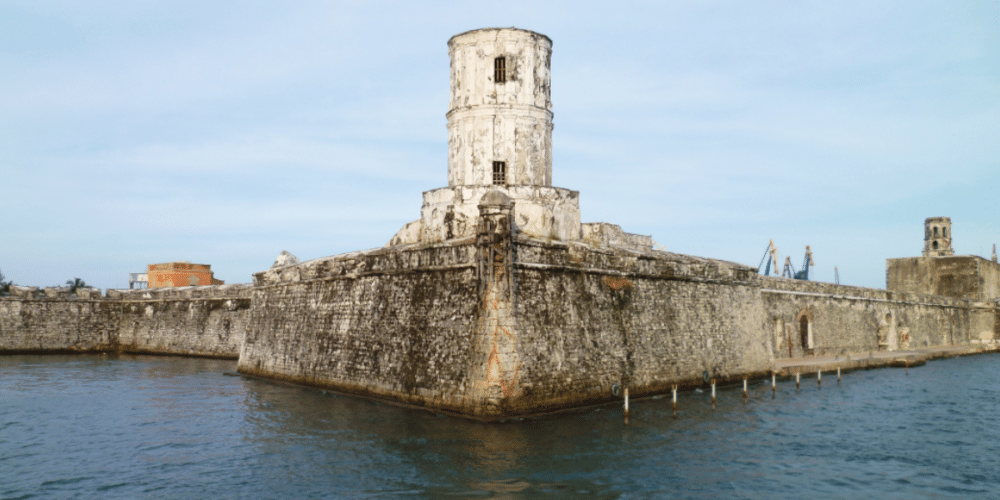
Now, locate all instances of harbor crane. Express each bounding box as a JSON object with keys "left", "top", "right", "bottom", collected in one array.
[
  {"left": 781, "top": 245, "right": 815, "bottom": 280},
  {"left": 756, "top": 239, "right": 780, "bottom": 276}
]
